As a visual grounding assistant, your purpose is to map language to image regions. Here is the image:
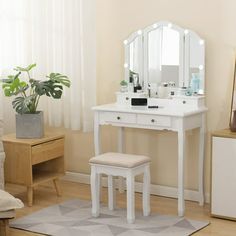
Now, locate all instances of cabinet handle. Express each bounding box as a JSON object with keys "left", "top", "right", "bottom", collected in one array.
[
  {"left": 182, "top": 100, "right": 186, "bottom": 104},
  {"left": 126, "top": 97, "right": 129, "bottom": 100},
  {"left": 151, "top": 119, "right": 155, "bottom": 123},
  {"left": 117, "top": 116, "right": 121, "bottom": 120}
]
